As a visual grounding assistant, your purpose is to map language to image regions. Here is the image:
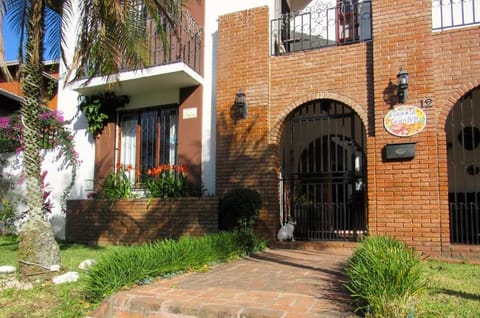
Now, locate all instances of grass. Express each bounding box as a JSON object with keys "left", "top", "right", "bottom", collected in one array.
[
  {"left": 344, "top": 236, "right": 427, "bottom": 317},
  {"left": 0, "top": 231, "right": 266, "bottom": 317},
  {"left": 416, "top": 259, "right": 480, "bottom": 317},
  {"left": 0, "top": 235, "right": 122, "bottom": 318},
  {"left": 1, "top": 235, "right": 479, "bottom": 317}
]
